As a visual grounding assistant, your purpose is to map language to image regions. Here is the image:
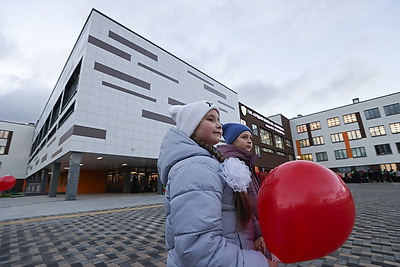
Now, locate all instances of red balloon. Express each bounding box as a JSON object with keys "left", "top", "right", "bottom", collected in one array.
[
  {"left": 0, "top": 175, "right": 16, "bottom": 191},
  {"left": 257, "top": 161, "right": 355, "bottom": 263}
]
